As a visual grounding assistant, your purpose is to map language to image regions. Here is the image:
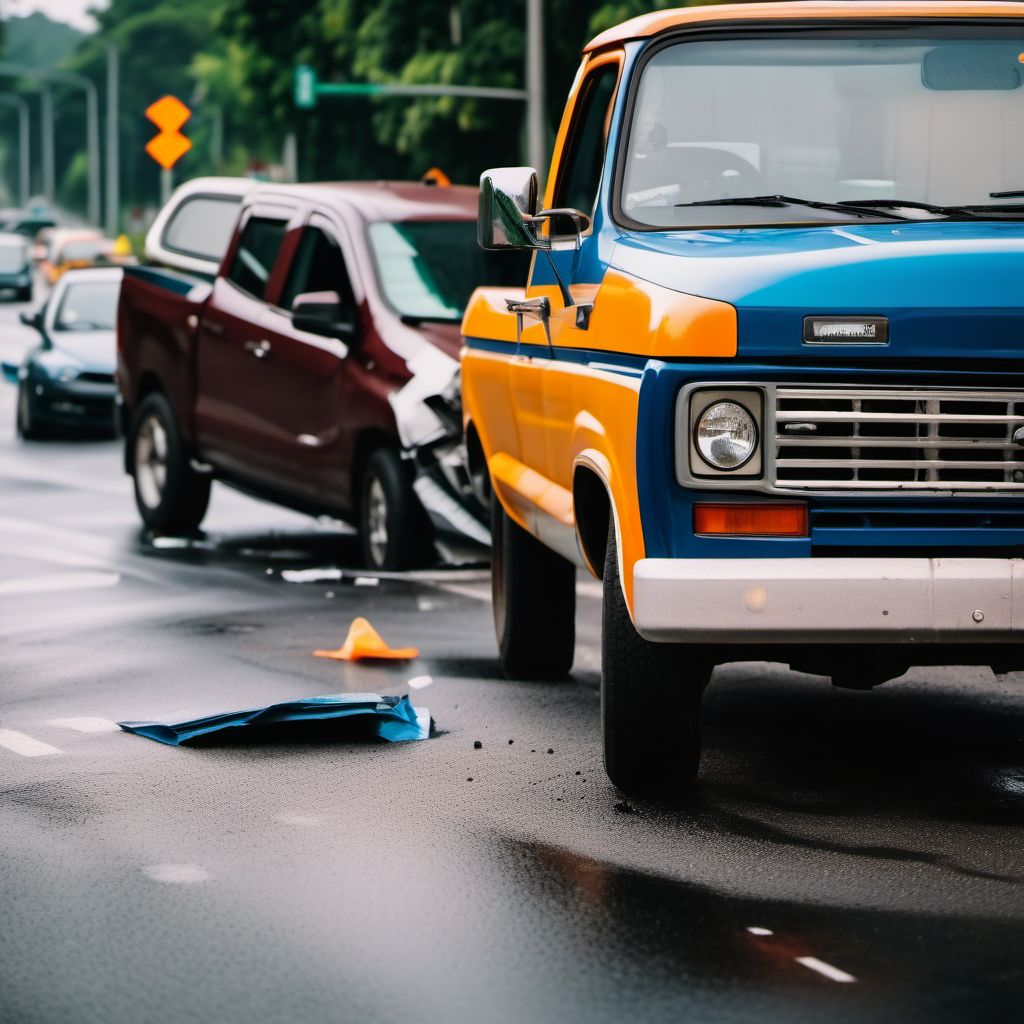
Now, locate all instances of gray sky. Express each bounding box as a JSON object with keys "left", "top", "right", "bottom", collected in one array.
[{"left": 5, "top": 0, "right": 106, "bottom": 33}]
